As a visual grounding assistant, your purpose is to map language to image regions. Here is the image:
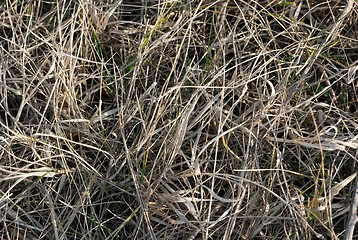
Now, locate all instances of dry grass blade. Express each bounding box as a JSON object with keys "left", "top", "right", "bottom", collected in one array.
[
  {"left": 344, "top": 173, "right": 358, "bottom": 240},
  {"left": 0, "top": 0, "right": 357, "bottom": 239}
]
